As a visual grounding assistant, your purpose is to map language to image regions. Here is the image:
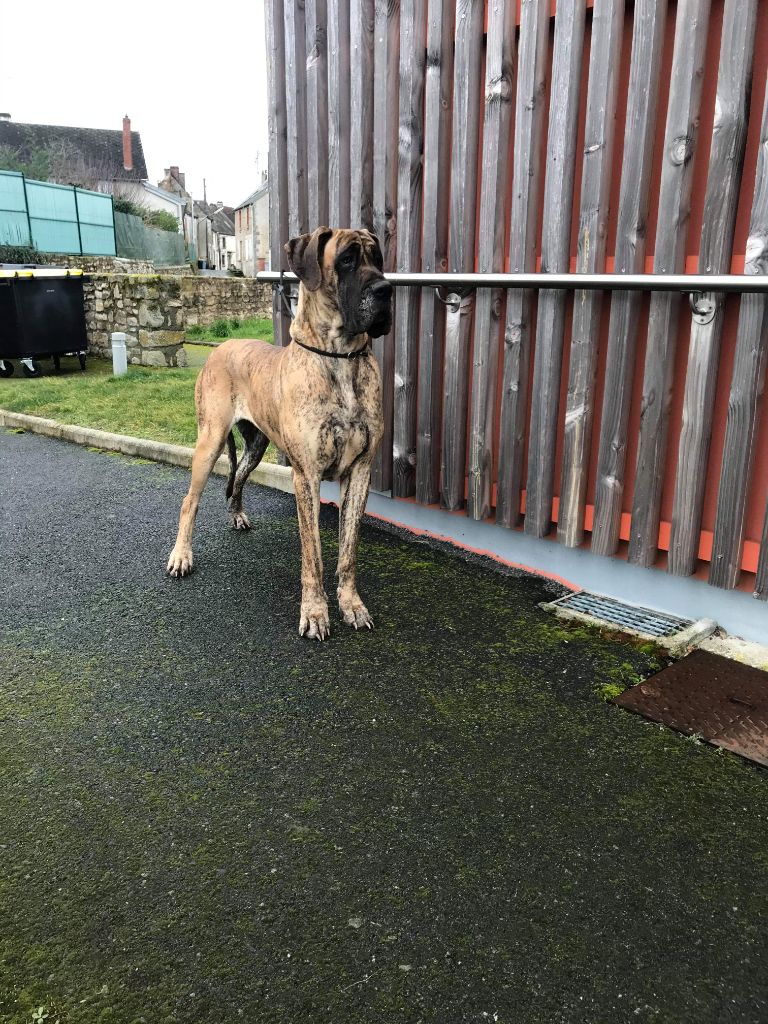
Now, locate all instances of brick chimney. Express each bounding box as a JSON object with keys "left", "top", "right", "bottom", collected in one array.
[
  {"left": 169, "top": 166, "right": 186, "bottom": 189},
  {"left": 122, "top": 115, "right": 133, "bottom": 172}
]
